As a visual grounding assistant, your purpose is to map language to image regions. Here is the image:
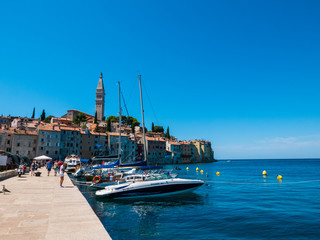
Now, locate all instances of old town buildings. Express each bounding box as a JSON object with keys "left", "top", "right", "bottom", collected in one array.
[{"left": 0, "top": 73, "right": 214, "bottom": 163}]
